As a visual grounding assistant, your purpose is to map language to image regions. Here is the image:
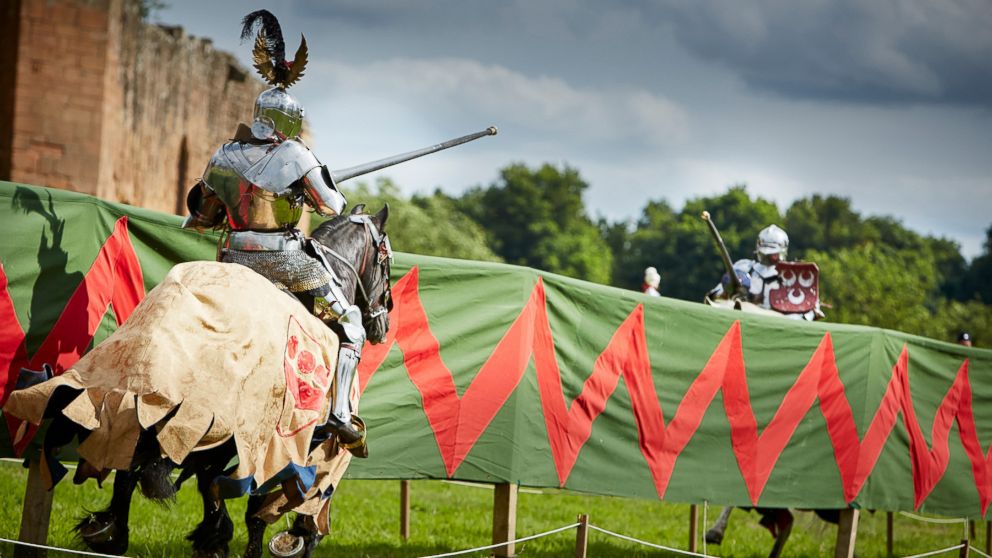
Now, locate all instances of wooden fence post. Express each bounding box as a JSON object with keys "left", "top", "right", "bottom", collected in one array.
[
  {"left": 492, "top": 483, "right": 518, "bottom": 557},
  {"left": 399, "top": 480, "right": 410, "bottom": 540},
  {"left": 886, "top": 511, "right": 894, "bottom": 557},
  {"left": 688, "top": 504, "right": 698, "bottom": 552},
  {"left": 15, "top": 453, "right": 53, "bottom": 558},
  {"left": 834, "top": 508, "right": 859, "bottom": 558},
  {"left": 959, "top": 539, "right": 970, "bottom": 558},
  {"left": 575, "top": 514, "right": 589, "bottom": 558}
]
